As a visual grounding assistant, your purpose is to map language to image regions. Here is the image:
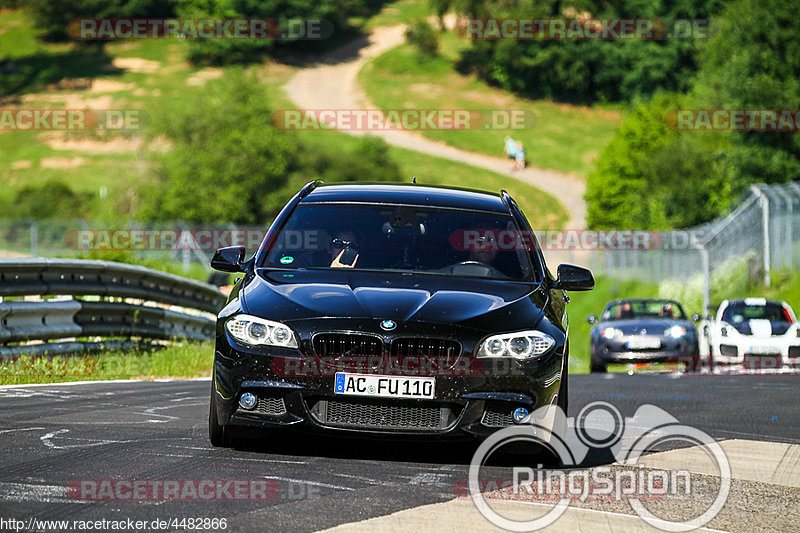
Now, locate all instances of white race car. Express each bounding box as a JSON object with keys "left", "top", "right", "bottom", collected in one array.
[{"left": 702, "top": 298, "right": 800, "bottom": 369}]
